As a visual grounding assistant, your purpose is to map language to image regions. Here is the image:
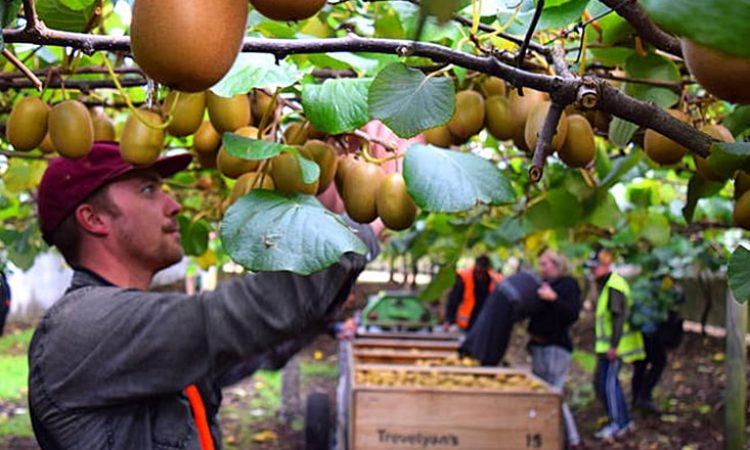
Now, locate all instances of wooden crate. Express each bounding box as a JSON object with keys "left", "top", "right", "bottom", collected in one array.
[
  {"left": 352, "top": 337, "right": 460, "bottom": 353},
  {"left": 347, "top": 364, "right": 562, "bottom": 450},
  {"left": 352, "top": 347, "right": 459, "bottom": 365}
]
